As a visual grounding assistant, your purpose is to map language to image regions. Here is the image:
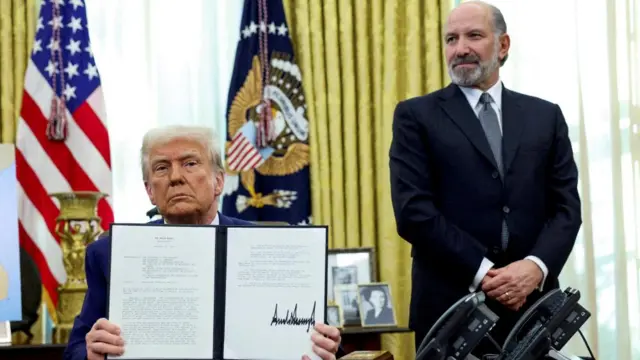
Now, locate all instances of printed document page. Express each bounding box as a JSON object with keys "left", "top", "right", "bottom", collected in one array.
[
  {"left": 223, "top": 226, "right": 327, "bottom": 360},
  {"left": 107, "top": 224, "right": 216, "bottom": 359}
]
